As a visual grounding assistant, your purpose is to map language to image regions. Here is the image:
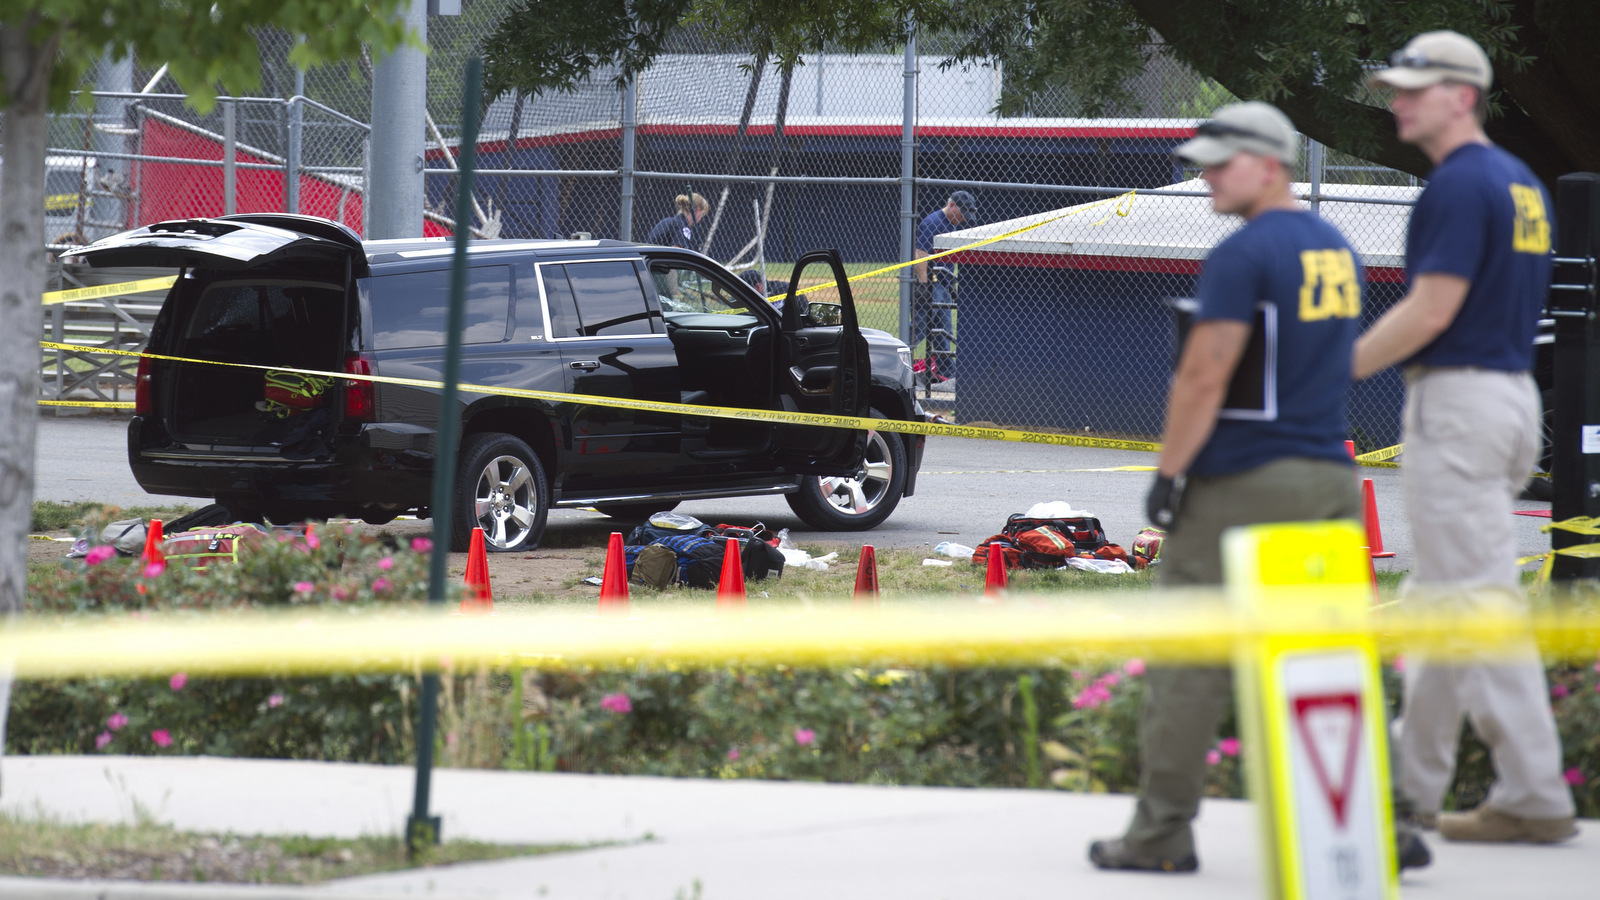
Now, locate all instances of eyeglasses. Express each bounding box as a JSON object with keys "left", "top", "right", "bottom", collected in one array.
[
  {"left": 1194, "top": 120, "right": 1286, "bottom": 150},
  {"left": 1387, "top": 49, "right": 1483, "bottom": 76}
]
